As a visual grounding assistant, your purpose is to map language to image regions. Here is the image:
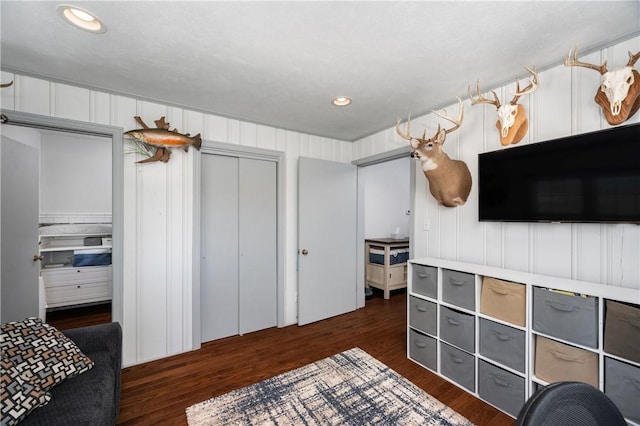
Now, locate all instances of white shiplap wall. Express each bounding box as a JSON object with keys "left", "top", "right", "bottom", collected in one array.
[
  {"left": 0, "top": 70, "right": 352, "bottom": 366},
  {"left": 354, "top": 36, "right": 640, "bottom": 292}
]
